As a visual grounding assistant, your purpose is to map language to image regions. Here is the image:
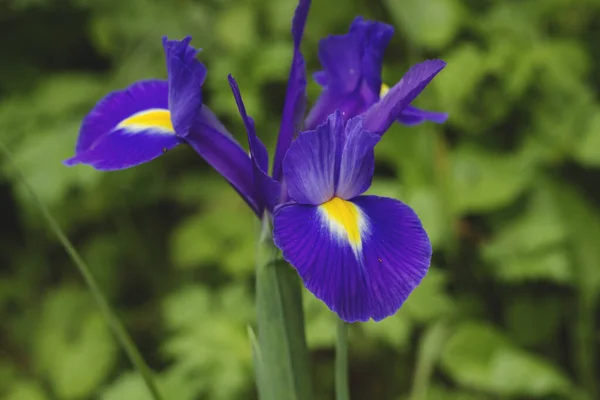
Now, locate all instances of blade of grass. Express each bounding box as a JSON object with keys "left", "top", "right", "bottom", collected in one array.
[
  {"left": 1, "top": 142, "right": 164, "bottom": 400},
  {"left": 335, "top": 319, "right": 350, "bottom": 400}
]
